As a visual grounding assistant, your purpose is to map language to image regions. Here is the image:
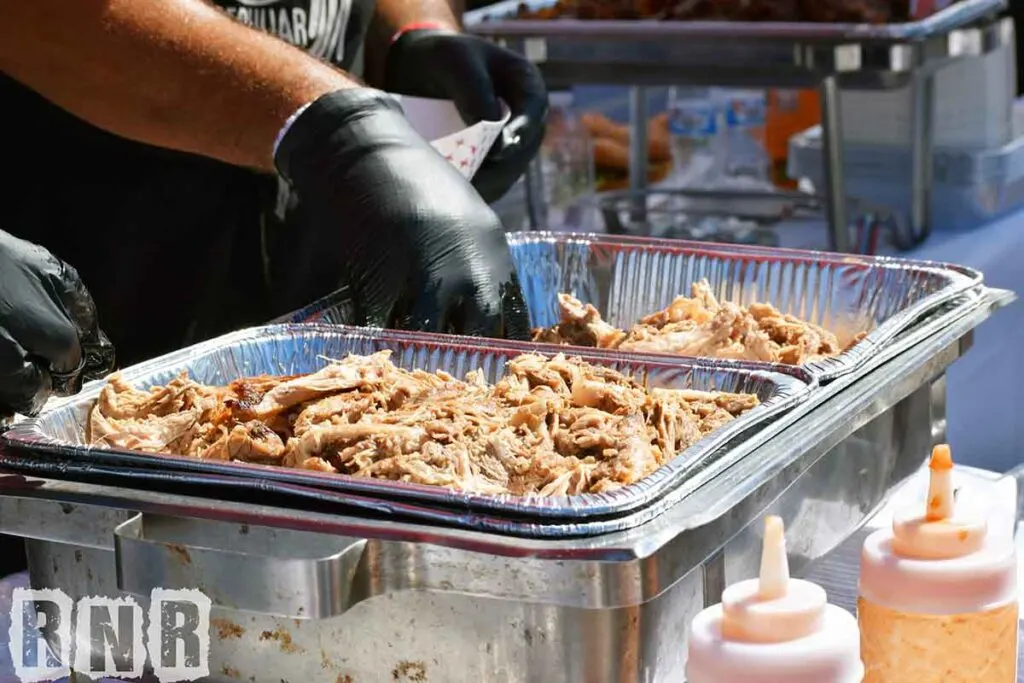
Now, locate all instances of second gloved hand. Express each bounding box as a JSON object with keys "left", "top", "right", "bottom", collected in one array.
[
  {"left": 384, "top": 29, "right": 548, "bottom": 203},
  {"left": 273, "top": 88, "right": 530, "bottom": 340},
  {"left": 0, "top": 230, "right": 115, "bottom": 417}
]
